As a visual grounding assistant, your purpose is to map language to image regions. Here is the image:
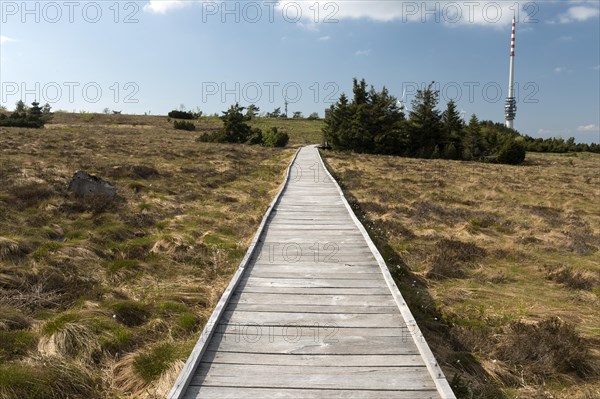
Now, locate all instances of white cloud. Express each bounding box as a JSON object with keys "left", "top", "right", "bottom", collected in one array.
[
  {"left": 143, "top": 0, "right": 191, "bottom": 14},
  {"left": 559, "top": 5, "right": 600, "bottom": 23},
  {"left": 0, "top": 35, "right": 15, "bottom": 44},
  {"left": 354, "top": 49, "right": 371, "bottom": 56},
  {"left": 276, "top": 1, "right": 528, "bottom": 28},
  {"left": 577, "top": 124, "right": 600, "bottom": 132},
  {"left": 317, "top": 35, "right": 331, "bottom": 41},
  {"left": 593, "top": 65, "right": 600, "bottom": 71},
  {"left": 553, "top": 67, "right": 567, "bottom": 73}
]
